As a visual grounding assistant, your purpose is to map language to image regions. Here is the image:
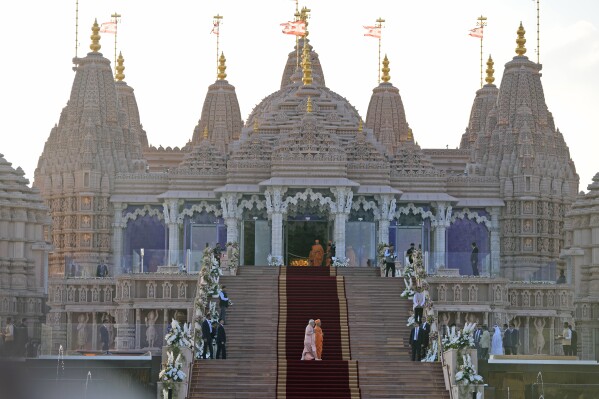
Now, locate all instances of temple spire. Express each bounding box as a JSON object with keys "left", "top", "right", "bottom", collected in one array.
[
  {"left": 301, "top": 7, "right": 313, "bottom": 86},
  {"left": 516, "top": 22, "right": 527, "bottom": 56},
  {"left": 115, "top": 52, "right": 125, "bottom": 81},
  {"left": 485, "top": 55, "right": 494, "bottom": 85},
  {"left": 381, "top": 54, "right": 390, "bottom": 83},
  {"left": 90, "top": 19, "right": 101, "bottom": 52},
  {"left": 218, "top": 52, "right": 227, "bottom": 80}
]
